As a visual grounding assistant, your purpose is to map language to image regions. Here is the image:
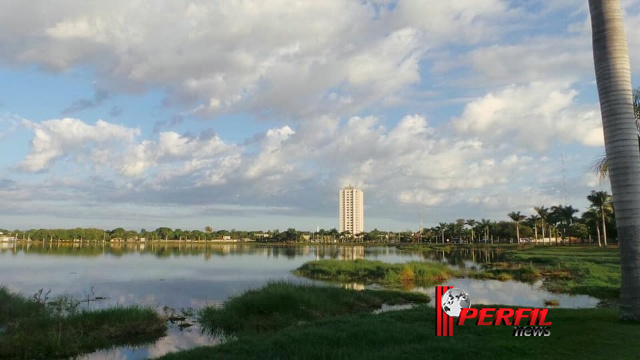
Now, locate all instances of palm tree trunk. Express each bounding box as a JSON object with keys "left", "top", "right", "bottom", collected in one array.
[
  {"left": 589, "top": 0, "right": 640, "bottom": 320},
  {"left": 597, "top": 223, "right": 602, "bottom": 247},
  {"left": 601, "top": 206, "right": 609, "bottom": 247}
]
